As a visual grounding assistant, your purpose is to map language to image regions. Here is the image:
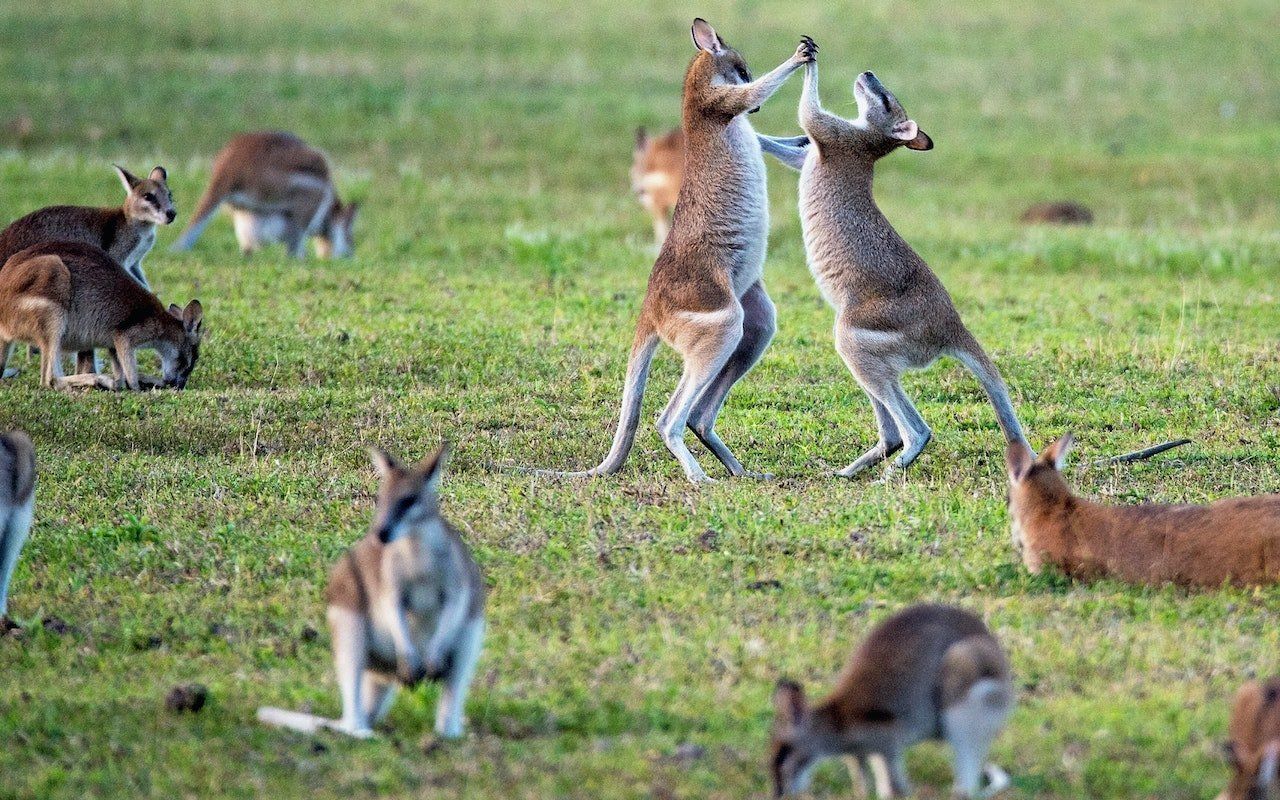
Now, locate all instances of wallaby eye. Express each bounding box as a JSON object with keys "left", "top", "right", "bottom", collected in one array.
[
  {"left": 143, "top": 192, "right": 157, "bottom": 204},
  {"left": 735, "top": 66, "right": 751, "bottom": 83}
]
